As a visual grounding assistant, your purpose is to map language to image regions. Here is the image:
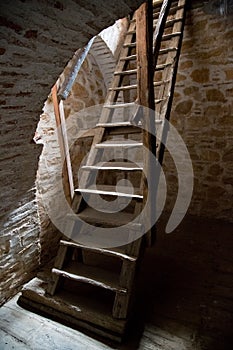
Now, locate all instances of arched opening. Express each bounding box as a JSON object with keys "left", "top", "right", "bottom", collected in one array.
[{"left": 34, "top": 21, "right": 128, "bottom": 264}]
